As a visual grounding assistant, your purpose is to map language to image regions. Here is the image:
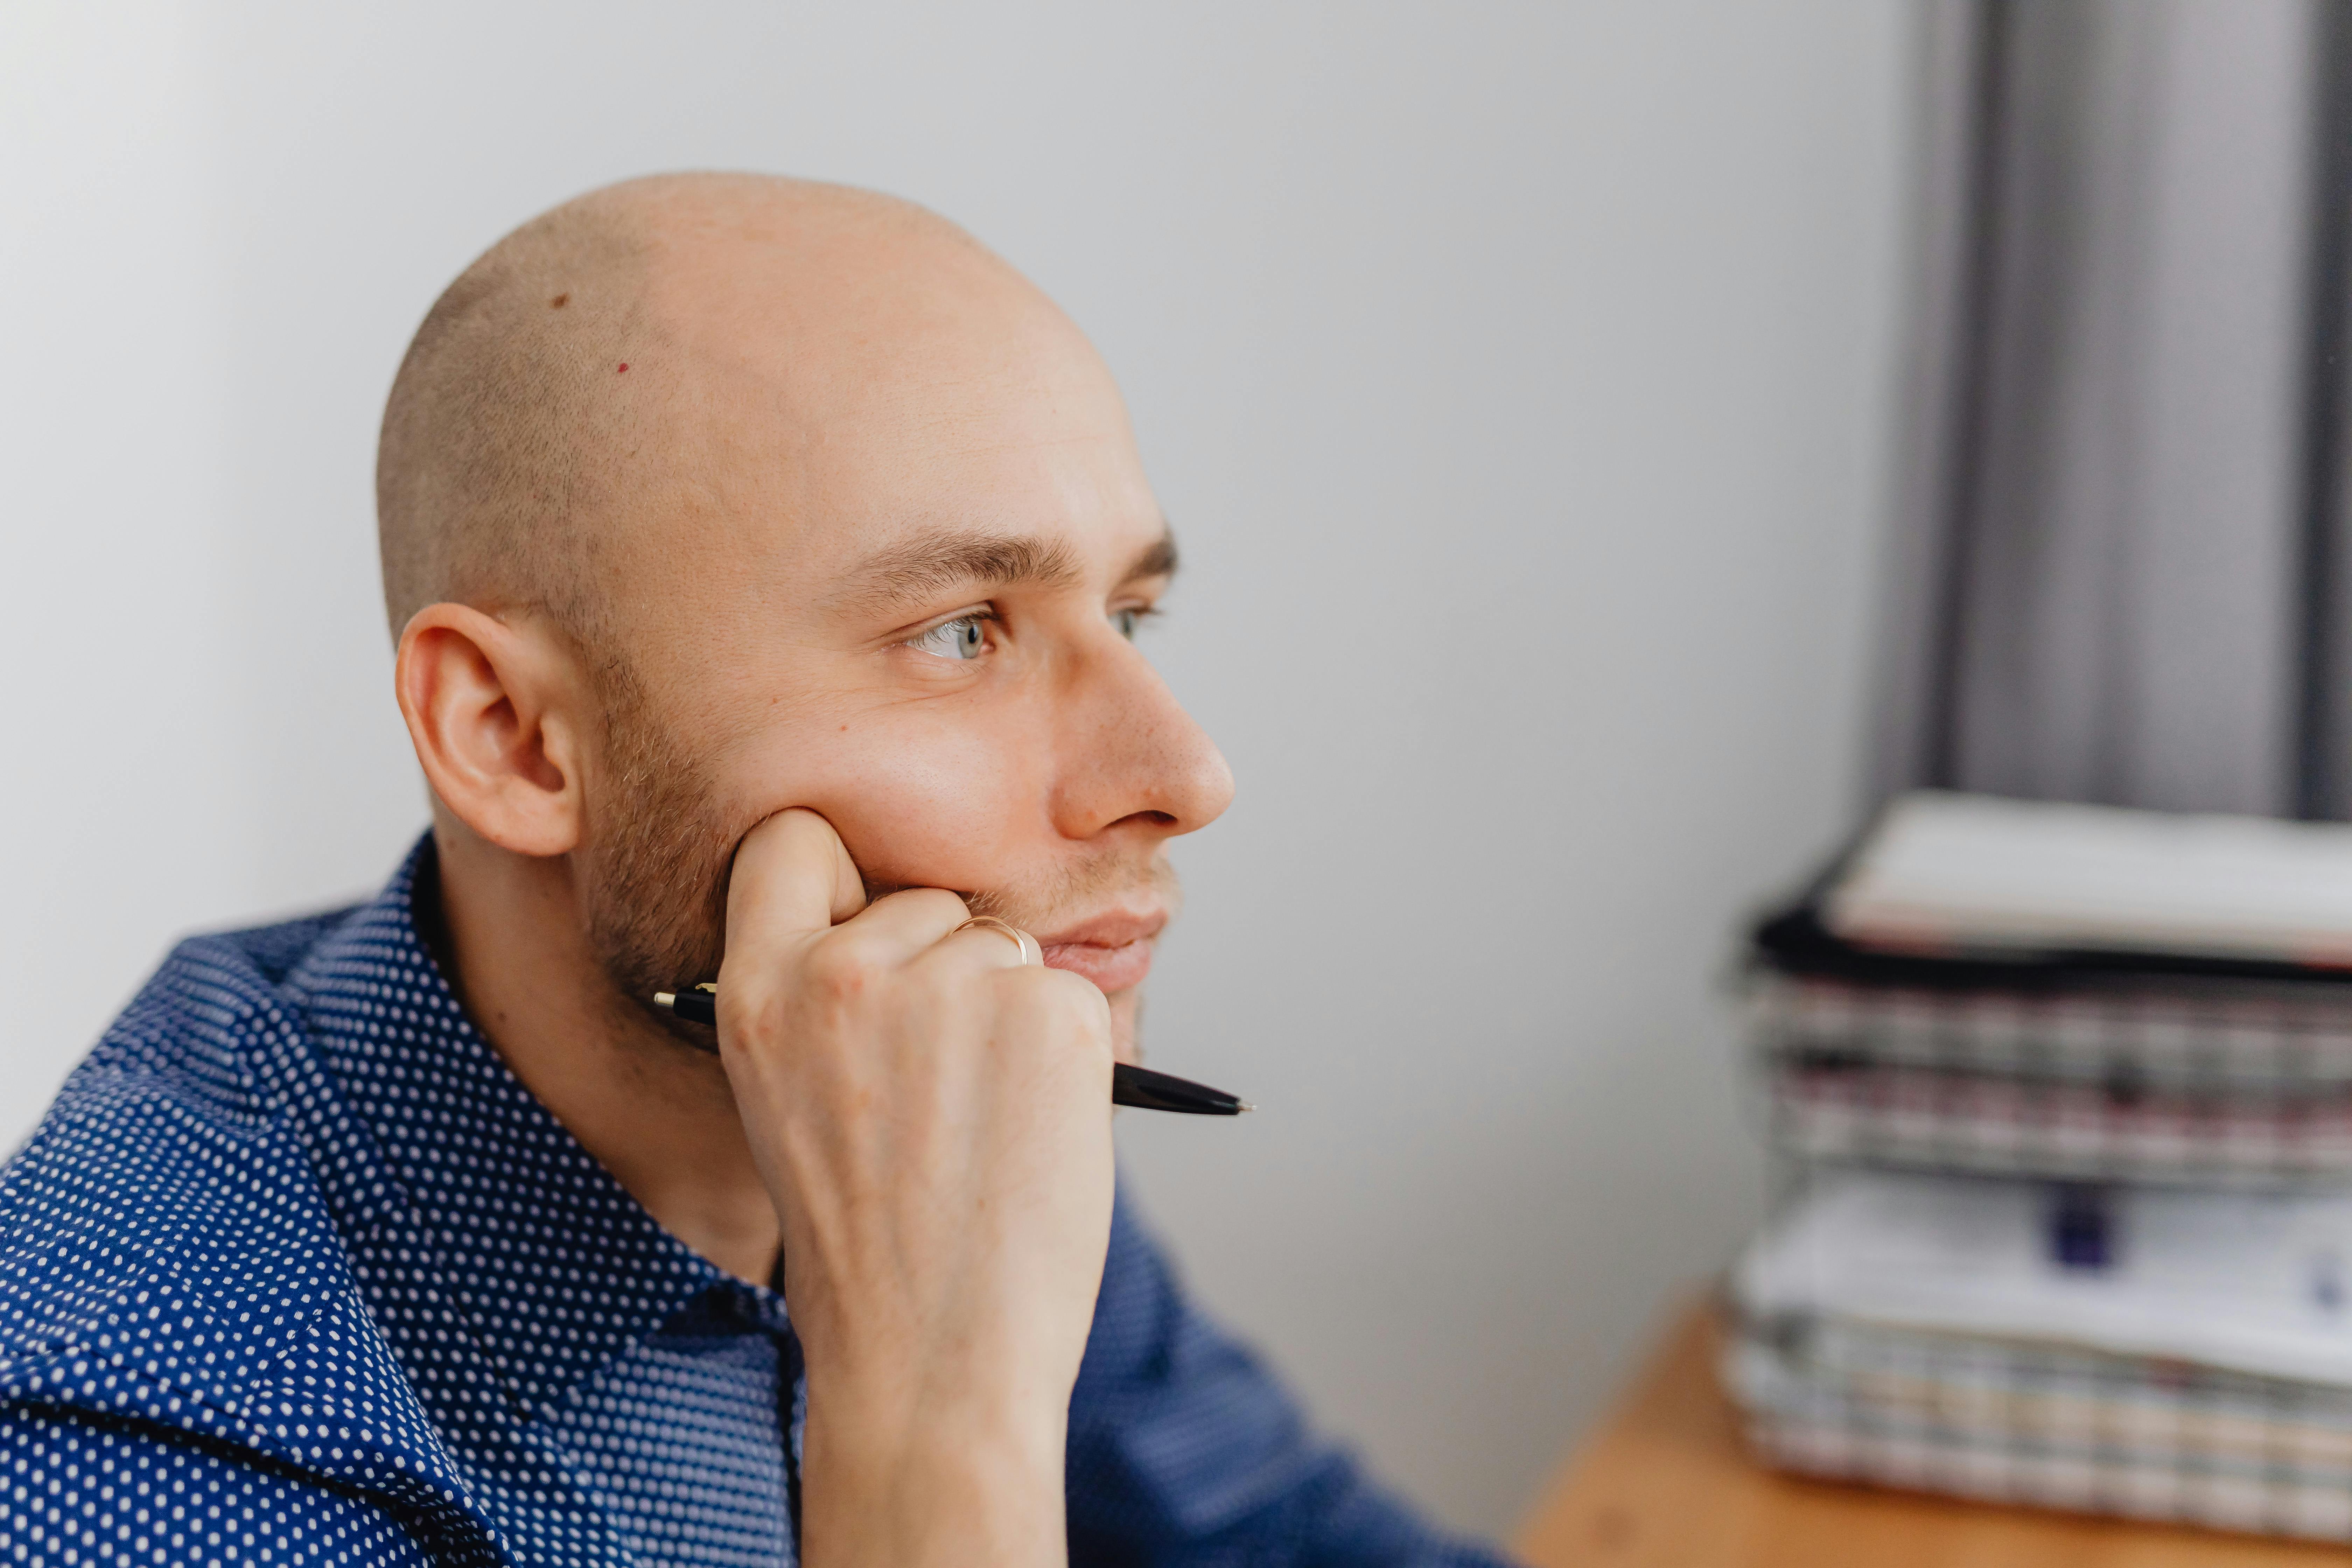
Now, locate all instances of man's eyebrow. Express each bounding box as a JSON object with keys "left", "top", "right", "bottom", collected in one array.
[
  {"left": 834, "top": 526, "right": 1178, "bottom": 618},
  {"left": 1125, "top": 530, "right": 1179, "bottom": 583},
  {"left": 834, "top": 530, "right": 1083, "bottom": 617}
]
